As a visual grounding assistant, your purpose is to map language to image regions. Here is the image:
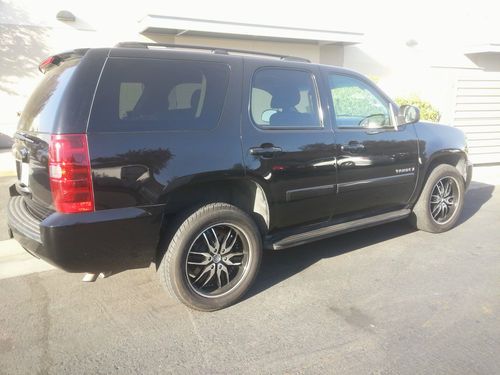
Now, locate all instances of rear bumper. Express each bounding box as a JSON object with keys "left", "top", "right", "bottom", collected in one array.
[{"left": 7, "top": 195, "right": 163, "bottom": 273}]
